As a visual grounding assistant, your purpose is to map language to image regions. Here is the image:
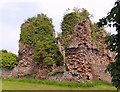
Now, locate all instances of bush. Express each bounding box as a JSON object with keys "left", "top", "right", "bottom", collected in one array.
[{"left": 0, "top": 50, "right": 18, "bottom": 70}]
